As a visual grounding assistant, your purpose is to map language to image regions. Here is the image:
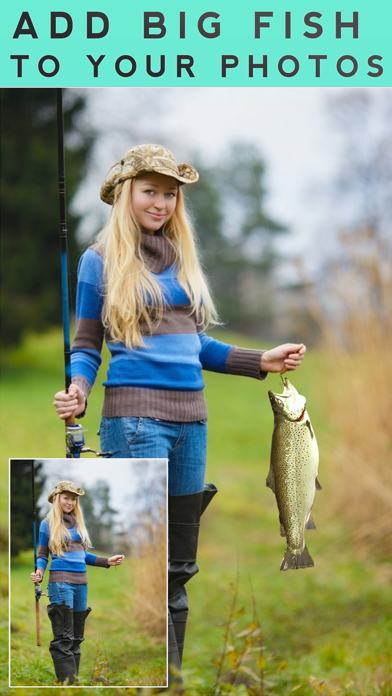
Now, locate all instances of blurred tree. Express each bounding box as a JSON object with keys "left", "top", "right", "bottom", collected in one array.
[
  {"left": 0, "top": 89, "right": 92, "bottom": 346},
  {"left": 185, "top": 142, "right": 286, "bottom": 335},
  {"left": 280, "top": 90, "right": 392, "bottom": 344},
  {"left": 11, "top": 460, "right": 44, "bottom": 558},
  {"left": 327, "top": 89, "right": 392, "bottom": 240},
  {"left": 319, "top": 90, "right": 392, "bottom": 327},
  {"left": 81, "top": 480, "right": 118, "bottom": 553}
]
